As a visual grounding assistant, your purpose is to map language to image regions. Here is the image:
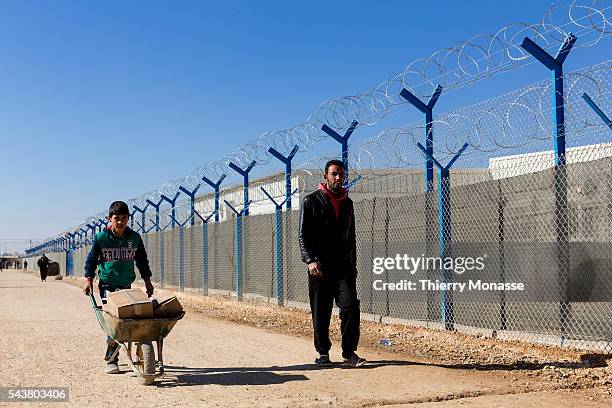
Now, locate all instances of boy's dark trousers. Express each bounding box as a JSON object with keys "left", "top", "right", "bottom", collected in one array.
[
  {"left": 308, "top": 273, "right": 360, "bottom": 359},
  {"left": 99, "top": 280, "right": 131, "bottom": 363}
]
